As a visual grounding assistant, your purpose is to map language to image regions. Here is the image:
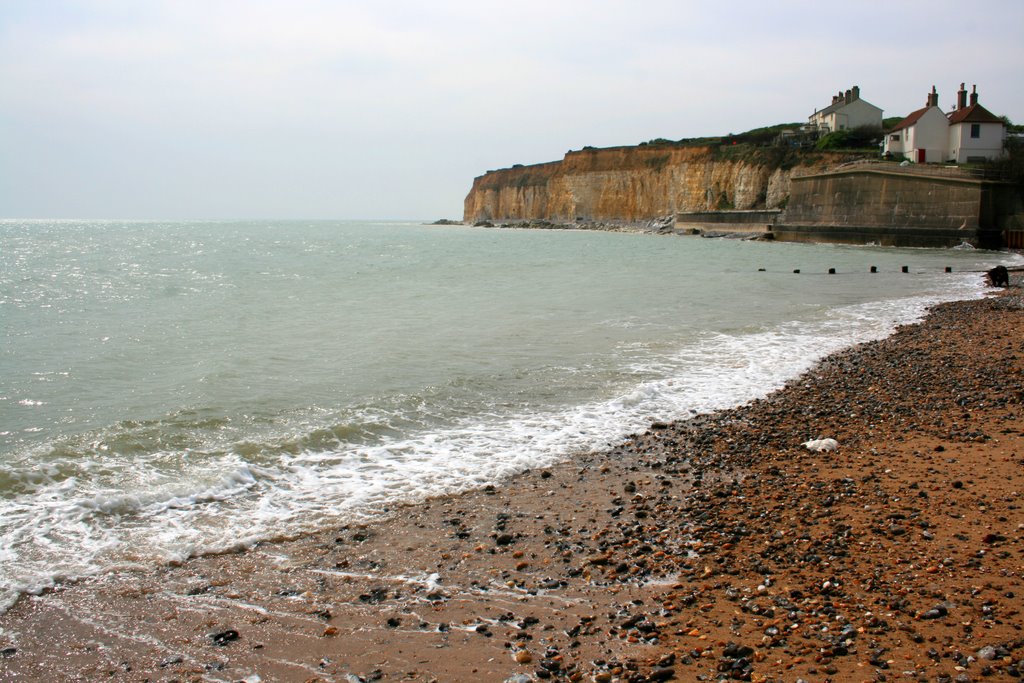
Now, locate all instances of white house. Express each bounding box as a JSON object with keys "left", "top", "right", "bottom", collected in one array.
[
  {"left": 884, "top": 83, "right": 1005, "bottom": 163},
  {"left": 884, "top": 87, "right": 951, "bottom": 163},
  {"left": 947, "top": 84, "right": 1005, "bottom": 163},
  {"left": 808, "top": 86, "right": 884, "bottom": 133}
]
